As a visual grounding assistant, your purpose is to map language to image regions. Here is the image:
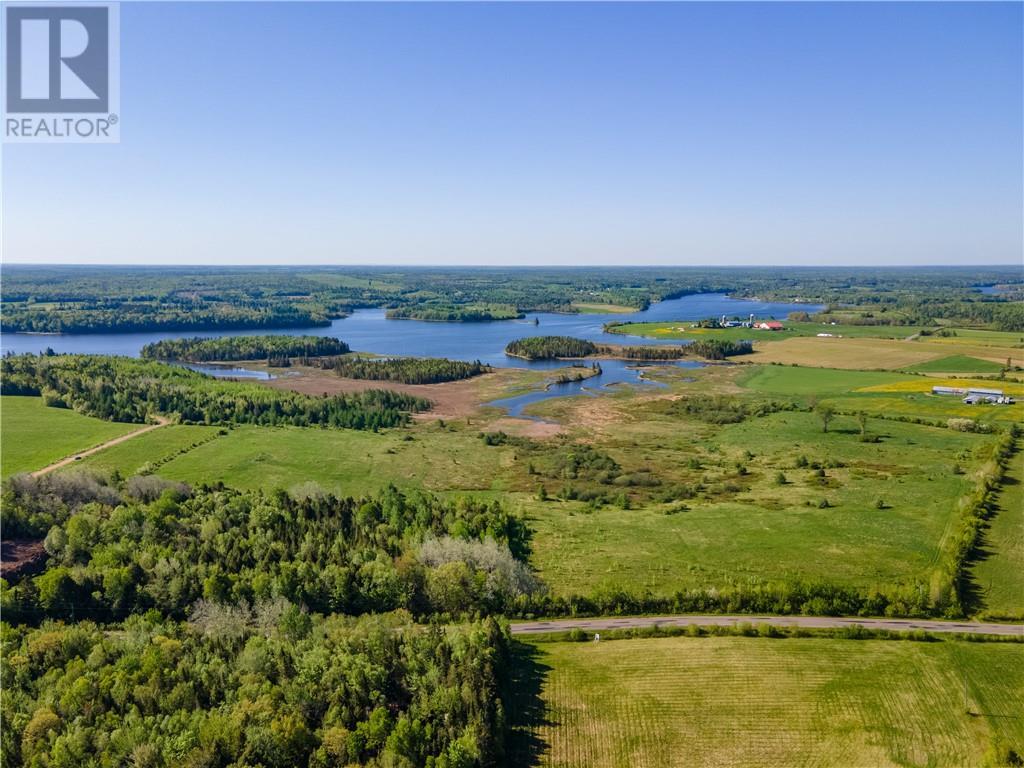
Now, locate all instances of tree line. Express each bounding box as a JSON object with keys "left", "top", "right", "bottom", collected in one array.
[
  {"left": 386, "top": 304, "right": 523, "bottom": 323},
  {"left": 506, "top": 336, "right": 752, "bottom": 361},
  {"left": 1, "top": 477, "right": 538, "bottom": 622},
  {"left": 141, "top": 335, "right": 350, "bottom": 362},
  {"left": 316, "top": 357, "right": 491, "bottom": 384},
  {"left": 1, "top": 354, "right": 429, "bottom": 430}
]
